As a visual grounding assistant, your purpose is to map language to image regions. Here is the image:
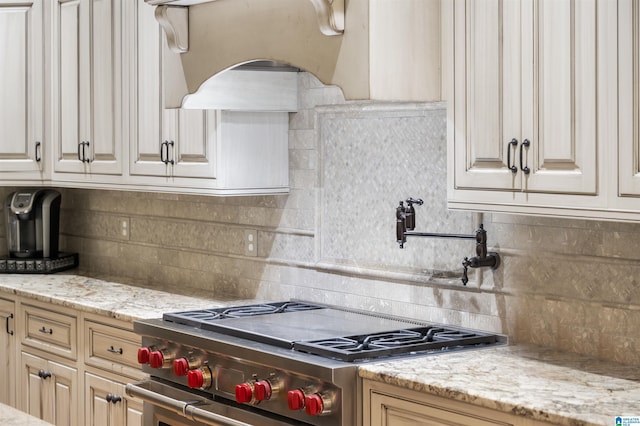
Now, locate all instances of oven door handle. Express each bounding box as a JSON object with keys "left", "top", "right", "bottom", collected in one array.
[{"left": 125, "top": 380, "right": 253, "bottom": 426}]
